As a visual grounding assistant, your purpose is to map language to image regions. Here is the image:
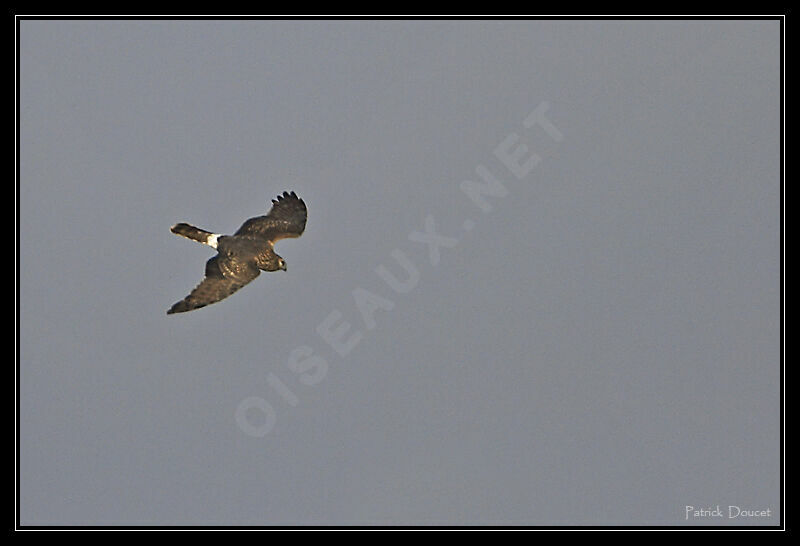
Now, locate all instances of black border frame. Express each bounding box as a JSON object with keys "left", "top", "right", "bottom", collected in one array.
[{"left": 14, "top": 14, "right": 786, "bottom": 532}]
